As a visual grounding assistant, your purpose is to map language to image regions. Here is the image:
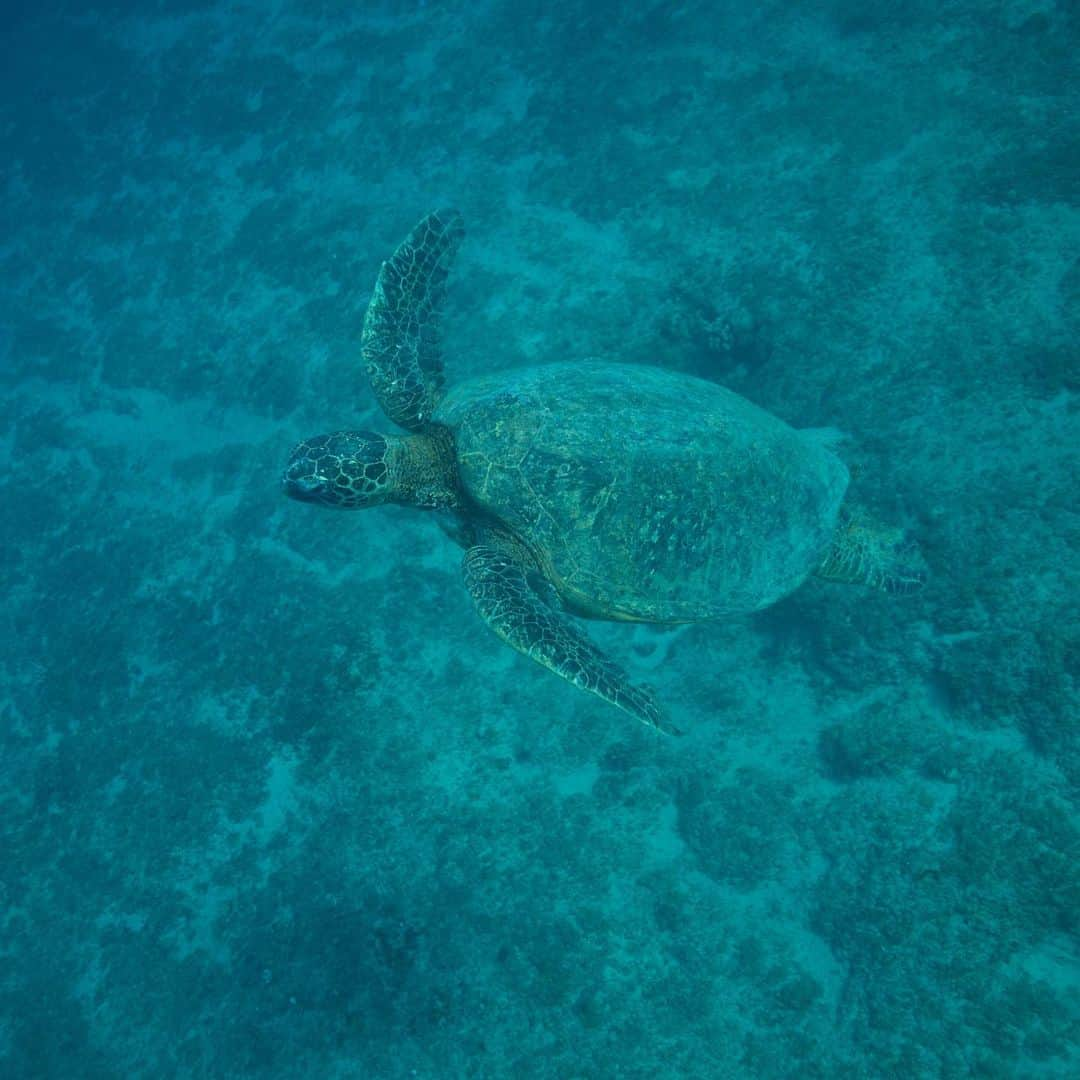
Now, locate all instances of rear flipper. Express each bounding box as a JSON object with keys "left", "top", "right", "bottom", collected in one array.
[
  {"left": 463, "top": 544, "right": 680, "bottom": 735},
  {"left": 816, "top": 508, "right": 926, "bottom": 595}
]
